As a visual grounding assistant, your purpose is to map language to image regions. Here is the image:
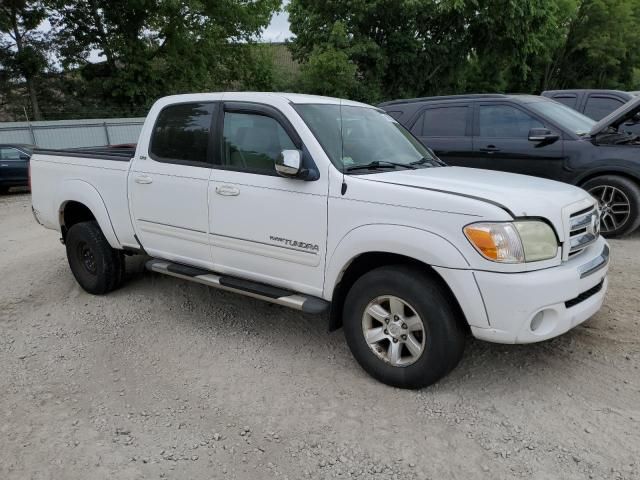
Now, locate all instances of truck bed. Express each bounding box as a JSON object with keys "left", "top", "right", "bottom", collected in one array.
[
  {"left": 30, "top": 147, "right": 138, "bottom": 250},
  {"left": 33, "top": 146, "right": 135, "bottom": 162}
]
